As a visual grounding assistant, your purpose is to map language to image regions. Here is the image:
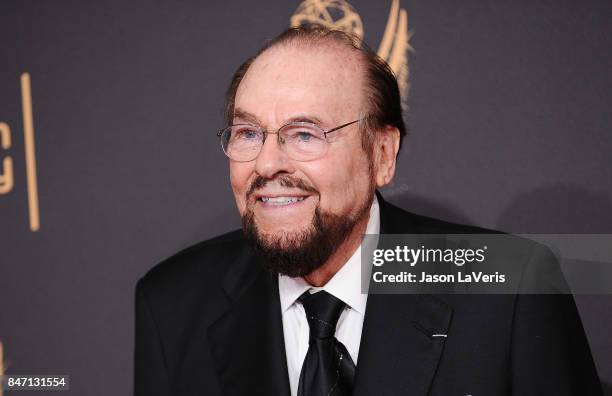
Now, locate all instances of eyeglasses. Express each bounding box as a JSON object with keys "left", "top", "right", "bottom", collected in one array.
[{"left": 217, "top": 118, "right": 362, "bottom": 162}]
